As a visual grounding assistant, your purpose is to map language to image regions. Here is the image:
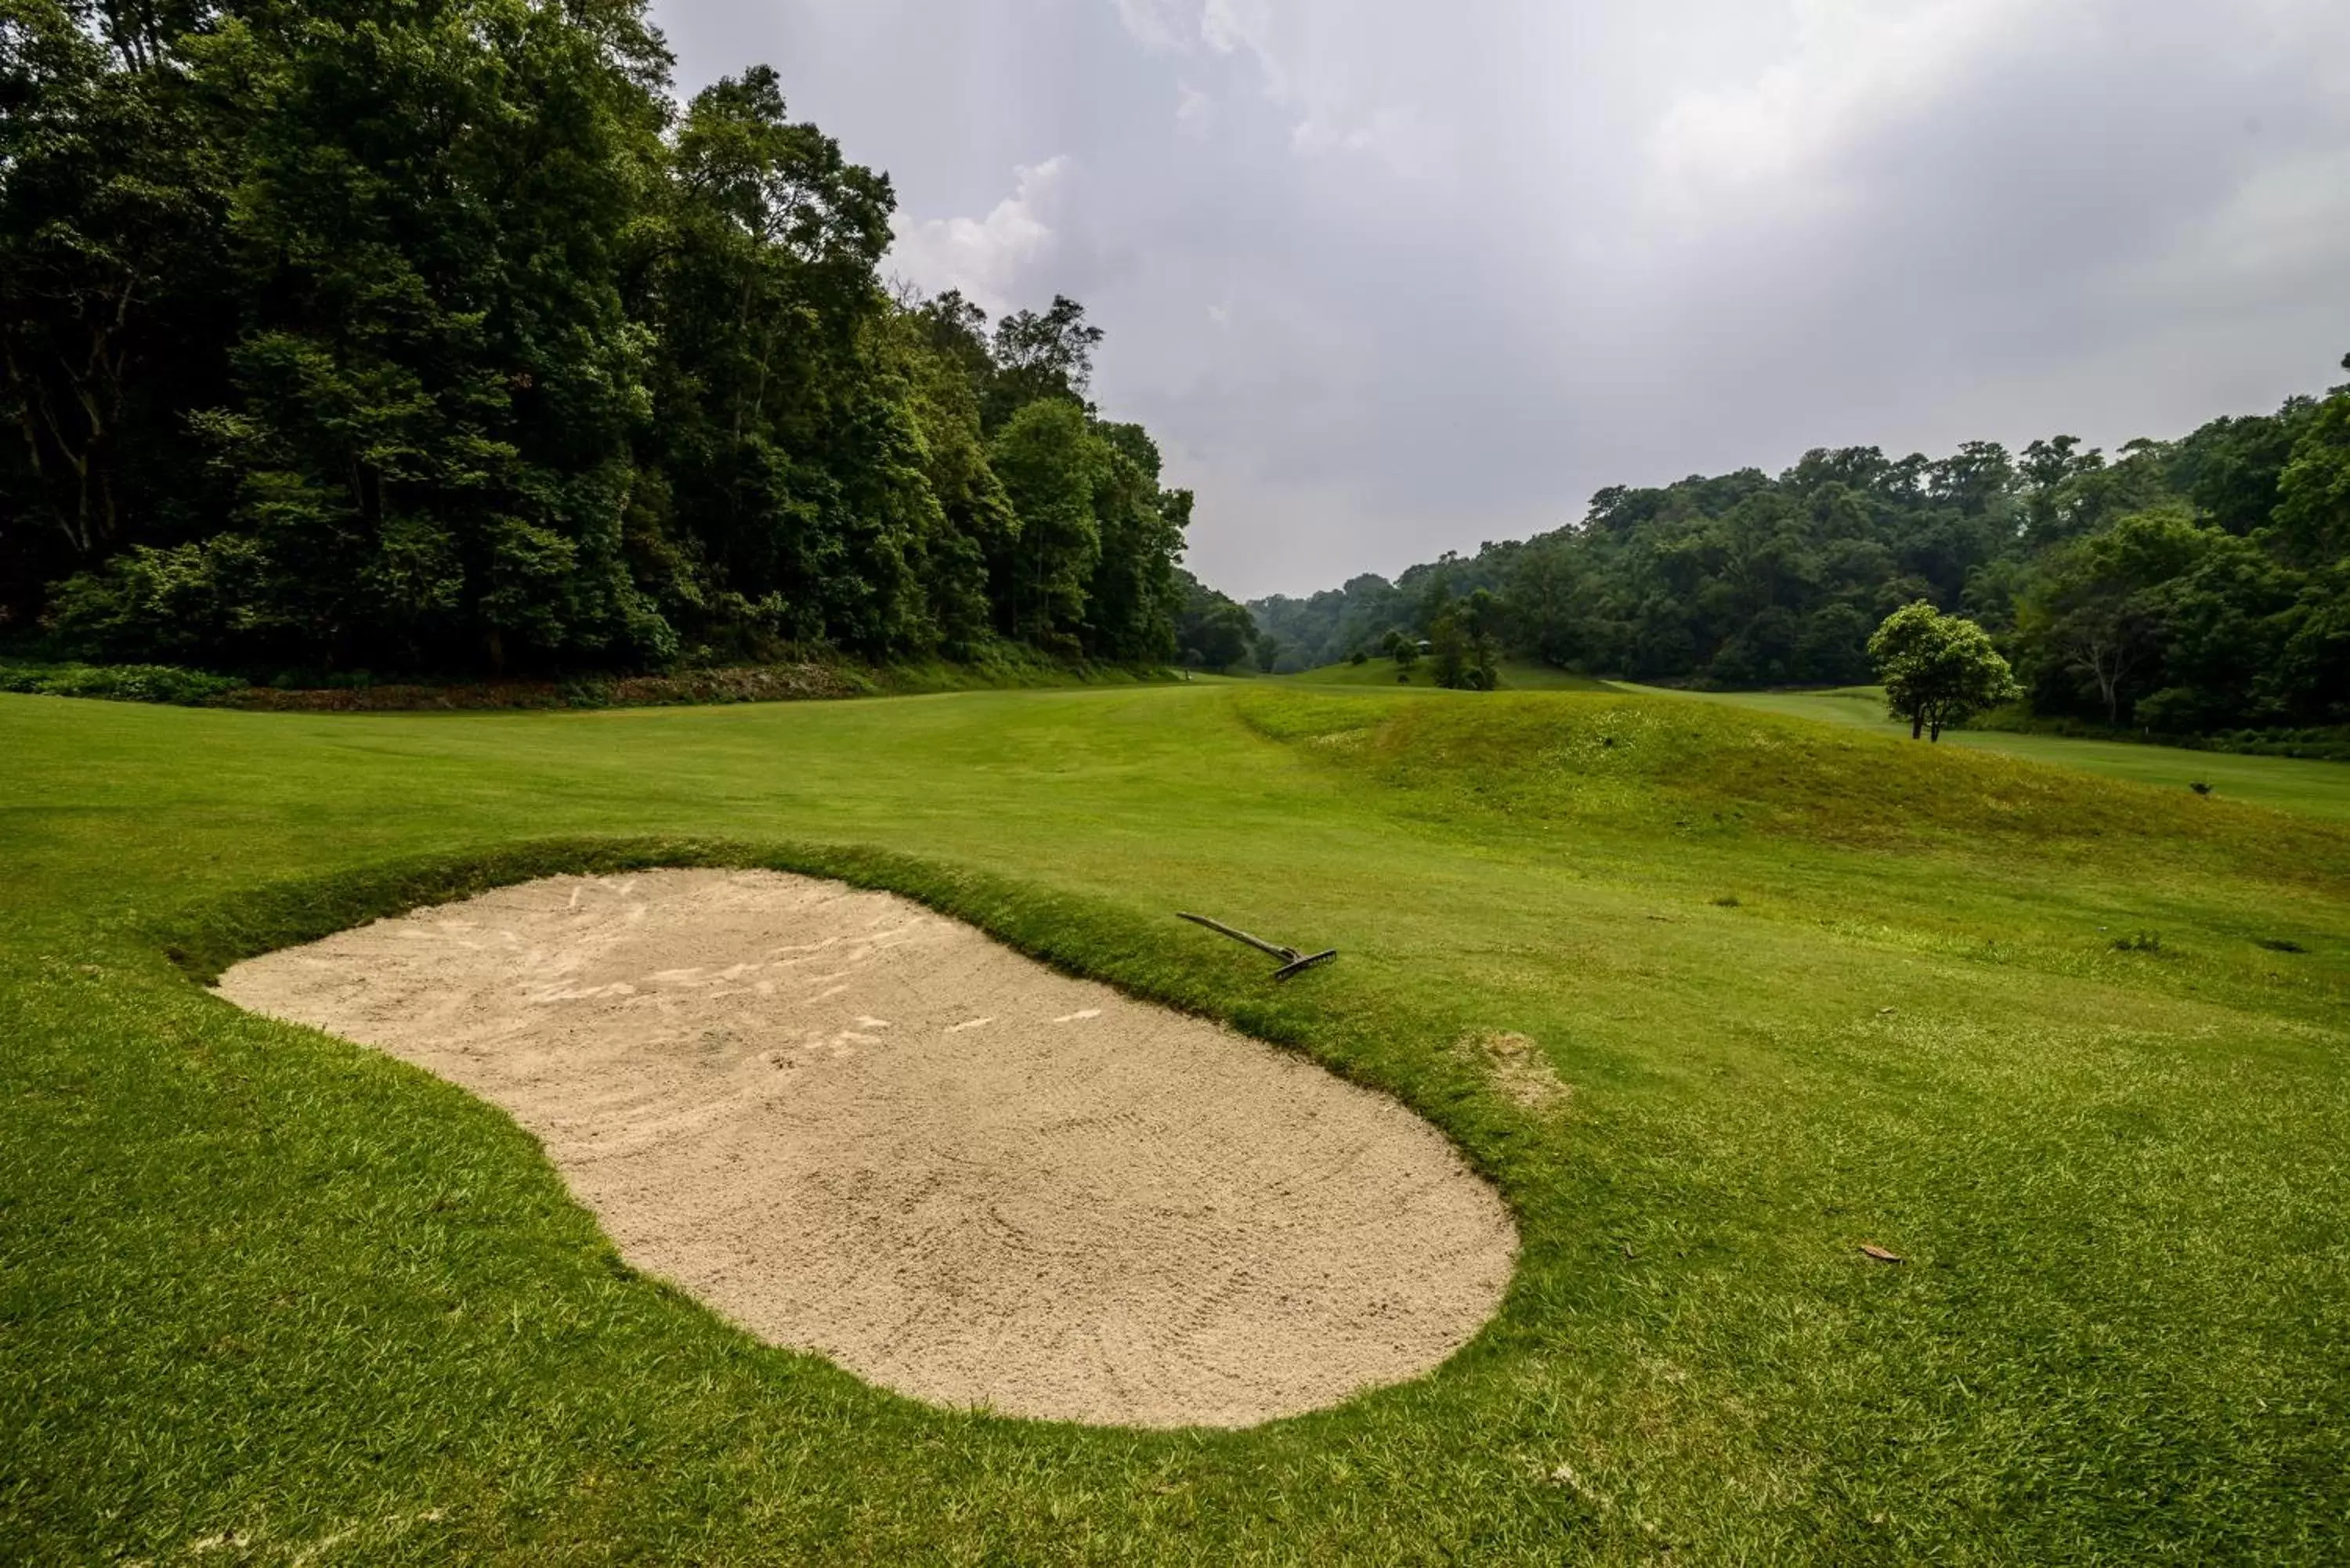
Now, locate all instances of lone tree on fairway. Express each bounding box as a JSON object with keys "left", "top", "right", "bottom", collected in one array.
[{"left": 1869, "top": 602, "right": 2020, "bottom": 741}]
